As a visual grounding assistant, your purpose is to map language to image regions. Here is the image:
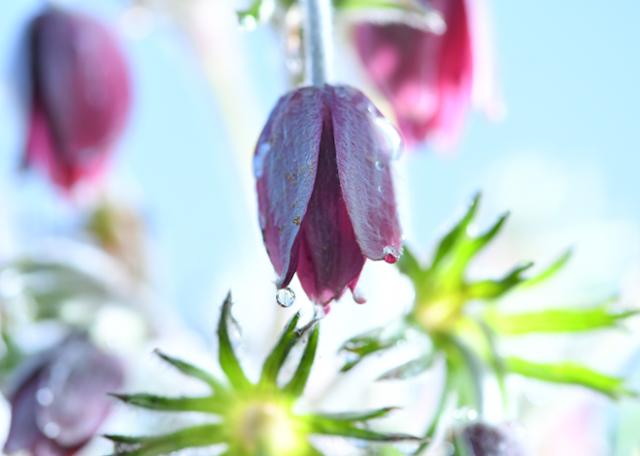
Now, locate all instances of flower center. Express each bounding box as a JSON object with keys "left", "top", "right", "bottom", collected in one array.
[
  {"left": 414, "top": 292, "right": 465, "bottom": 334},
  {"left": 229, "top": 399, "right": 306, "bottom": 456}
]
